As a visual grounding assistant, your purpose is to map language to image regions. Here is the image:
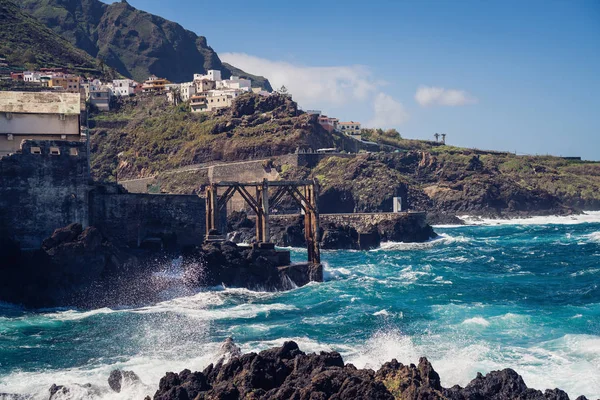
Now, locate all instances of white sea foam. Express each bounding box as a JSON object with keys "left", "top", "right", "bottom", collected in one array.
[
  {"left": 373, "top": 309, "right": 390, "bottom": 316},
  {"left": 462, "top": 317, "right": 490, "bottom": 326},
  {"left": 458, "top": 211, "right": 600, "bottom": 226},
  {"left": 583, "top": 231, "right": 600, "bottom": 243},
  {"left": 374, "top": 233, "right": 472, "bottom": 251}
]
